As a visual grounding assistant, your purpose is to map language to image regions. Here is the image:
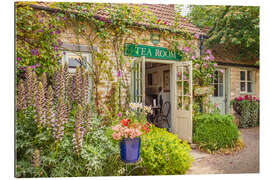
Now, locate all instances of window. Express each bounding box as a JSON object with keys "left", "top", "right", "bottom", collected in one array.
[
  {"left": 62, "top": 51, "right": 91, "bottom": 73},
  {"left": 240, "top": 70, "right": 255, "bottom": 93}
]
